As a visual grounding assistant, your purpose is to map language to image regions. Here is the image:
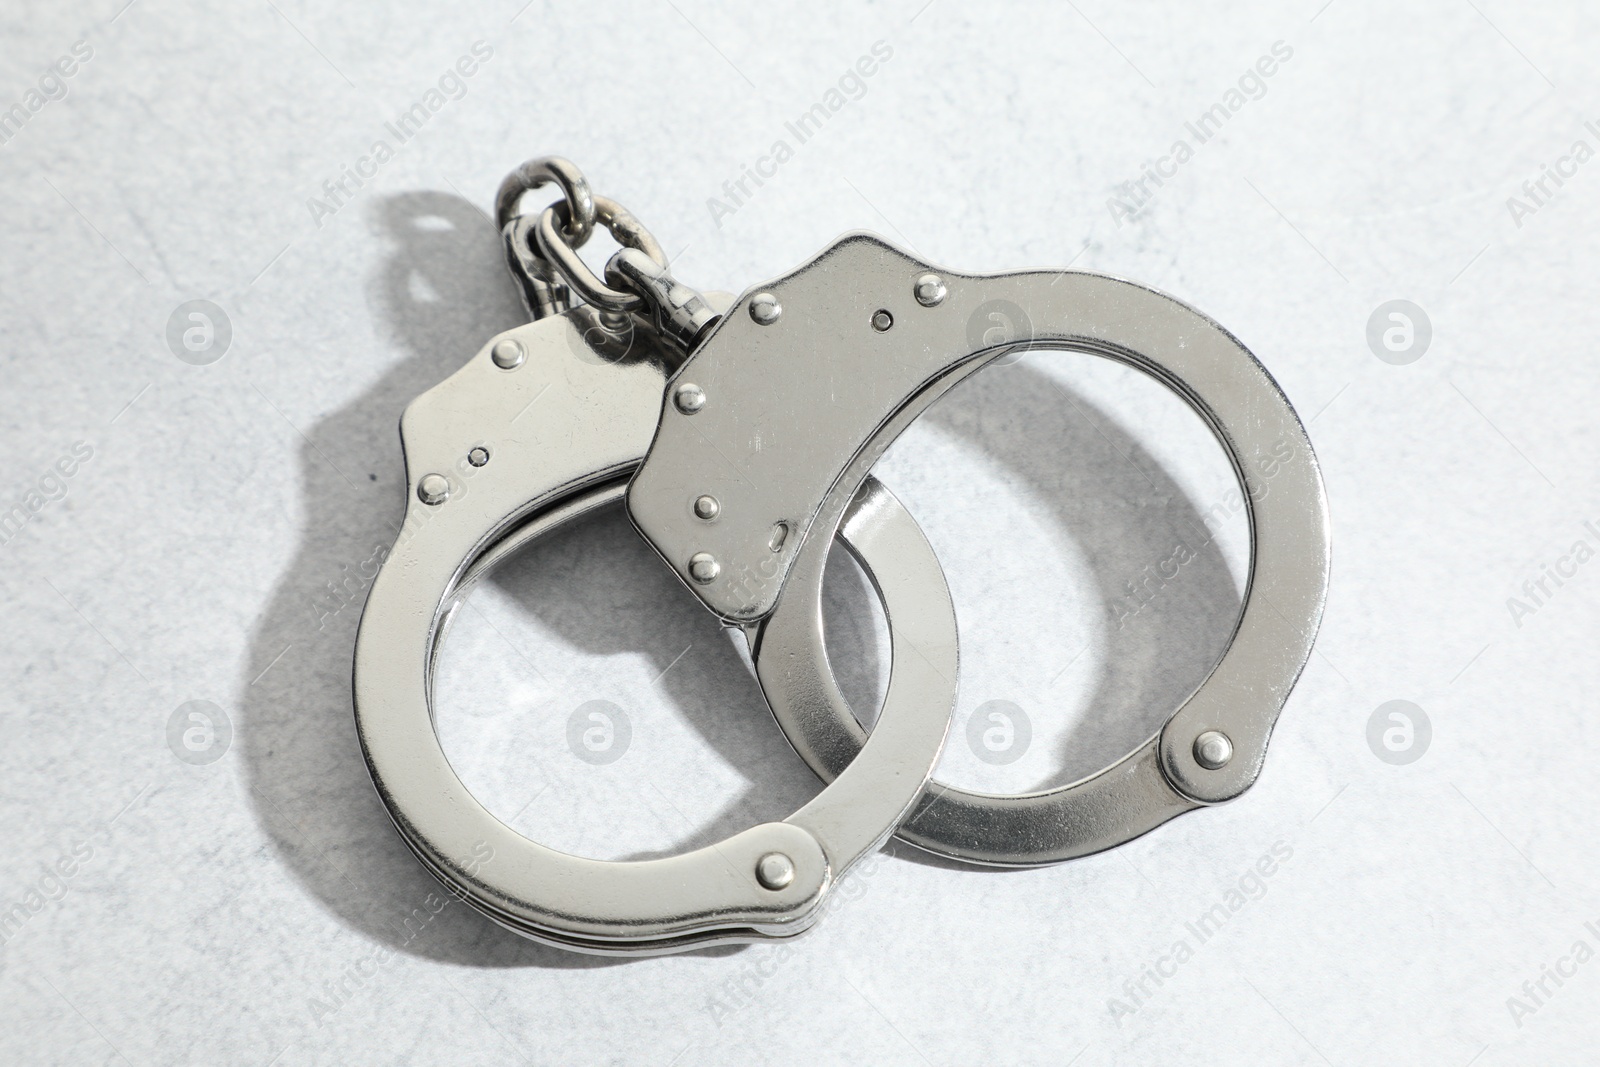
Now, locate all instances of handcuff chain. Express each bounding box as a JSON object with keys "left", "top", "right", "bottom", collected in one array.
[{"left": 496, "top": 156, "right": 718, "bottom": 354}]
